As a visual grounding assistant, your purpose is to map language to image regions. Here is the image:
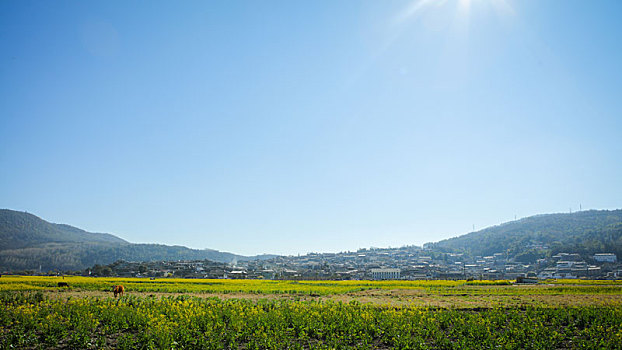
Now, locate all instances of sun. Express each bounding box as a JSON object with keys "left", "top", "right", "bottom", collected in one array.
[{"left": 351, "top": 0, "right": 515, "bottom": 88}]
